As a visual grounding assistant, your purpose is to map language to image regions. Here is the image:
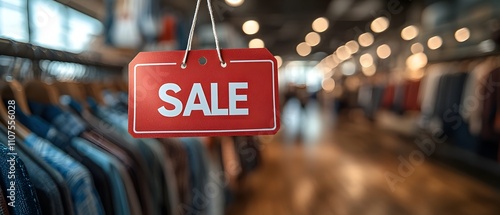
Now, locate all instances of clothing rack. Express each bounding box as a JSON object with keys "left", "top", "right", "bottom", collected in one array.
[
  {"left": 427, "top": 49, "right": 500, "bottom": 63},
  {"left": 0, "top": 39, "right": 124, "bottom": 71}
]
